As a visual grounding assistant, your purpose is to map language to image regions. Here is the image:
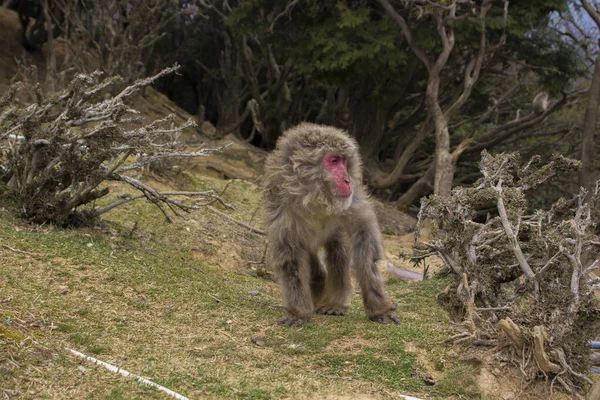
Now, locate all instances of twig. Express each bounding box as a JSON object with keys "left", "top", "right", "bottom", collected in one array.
[
  {"left": 493, "top": 179, "right": 539, "bottom": 299},
  {"left": 247, "top": 202, "right": 261, "bottom": 225},
  {"left": 208, "top": 294, "right": 226, "bottom": 304},
  {"left": 269, "top": 0, "right": 300, "bottom": 32},
  {"left": 582, "top": 259, "right": 598, "bottom": 276},
  {"left": 555, "top": 347, "right": 593, "bottom": 385},
  {"left": 1, "top": 244, "right": 36, "bottom": 256},
  {"left": 115, "top": 144, "right": 229, "bottom": 173},
  {"left": 119, "top": 244, "right": 204, "bottom": 274},
  {"left": 66, "top": 348, "right": 189, "bottom": 400},
  {"left": 207, "top": 206, "right": 265, "bottom": 235},
  {"left": 475, "top": 306, "right": 511, "bottom": 312},
  {"left": 247, "top": 242, "right": 269, "bottom": 265},
  {"left": 538, "top": 251, "right": 562, "bottom": 276}
]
